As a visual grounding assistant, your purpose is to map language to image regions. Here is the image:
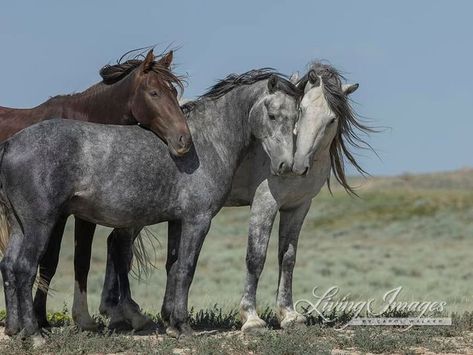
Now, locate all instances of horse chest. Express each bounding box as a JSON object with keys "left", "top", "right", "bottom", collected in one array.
[{"left": 265, "top": 162, "right": 331, "bottom": 207}]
